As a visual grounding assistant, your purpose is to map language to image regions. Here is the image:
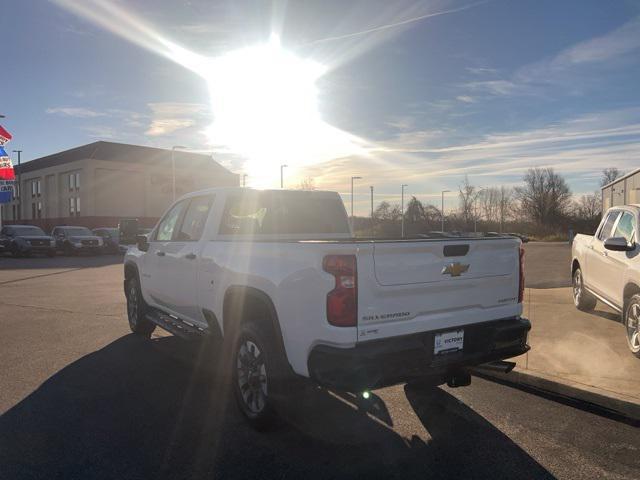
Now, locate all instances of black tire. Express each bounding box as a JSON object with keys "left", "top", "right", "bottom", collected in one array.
[
  {"left": 232, "top": 320, "right": 286, "bottom": 431},
  {"left": 573, "top": 267, "right": 596, "bottom": 311},
  {"left": 126, "top": 276, "right": 156, "bottom": 337},
  {"left": 624, "top": 294, "right": 640, "bottom": 358}
]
